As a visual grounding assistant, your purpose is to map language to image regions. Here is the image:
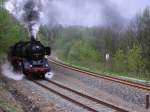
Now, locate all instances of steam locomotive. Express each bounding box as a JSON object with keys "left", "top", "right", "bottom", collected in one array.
[{"left": 8, "top": 37, "right": 51, "bottom": 79}]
